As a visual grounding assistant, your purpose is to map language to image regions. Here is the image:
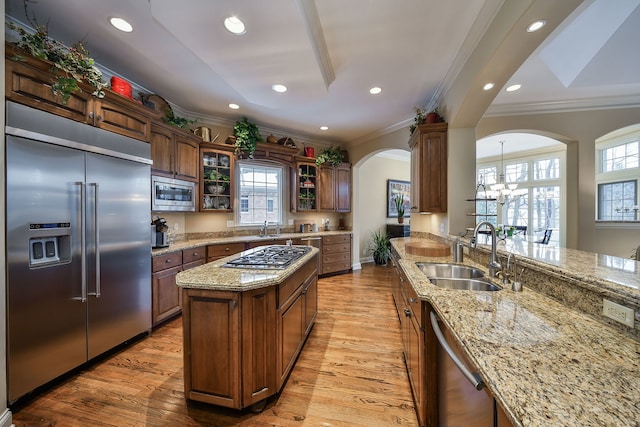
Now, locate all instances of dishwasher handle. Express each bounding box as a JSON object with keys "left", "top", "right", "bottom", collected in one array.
[{"left": 430, "top": 311, "right": 484, "bottom": 391}]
